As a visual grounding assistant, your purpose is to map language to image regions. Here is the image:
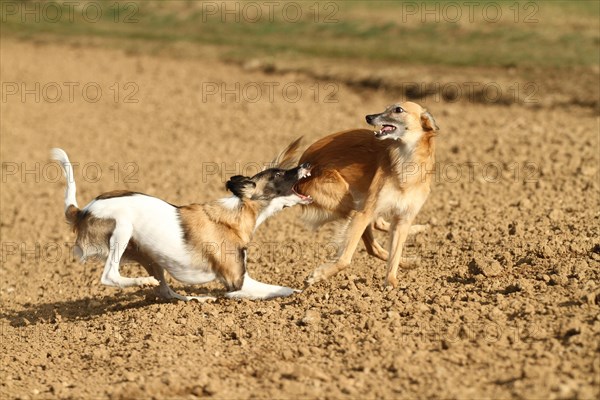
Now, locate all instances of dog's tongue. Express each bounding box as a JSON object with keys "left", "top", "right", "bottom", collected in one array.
[{"left": 375, "top": 125, "right": 395, "bottom": 136}]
